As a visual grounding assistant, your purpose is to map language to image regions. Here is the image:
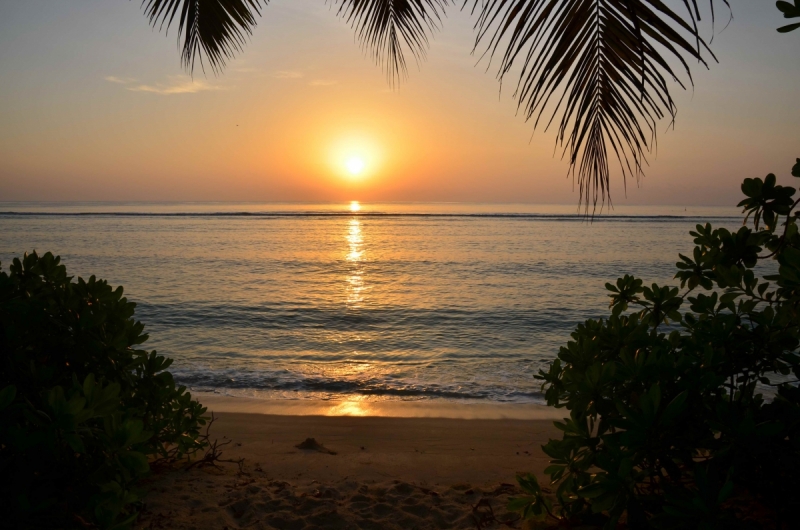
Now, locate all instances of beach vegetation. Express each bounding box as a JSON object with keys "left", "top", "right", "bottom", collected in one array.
[
  {"left": 512, "top": 159, "right": 800, "bottom": 528},
  {"left": 0, "top": 251, "right": 208, "bottom": 529}
]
